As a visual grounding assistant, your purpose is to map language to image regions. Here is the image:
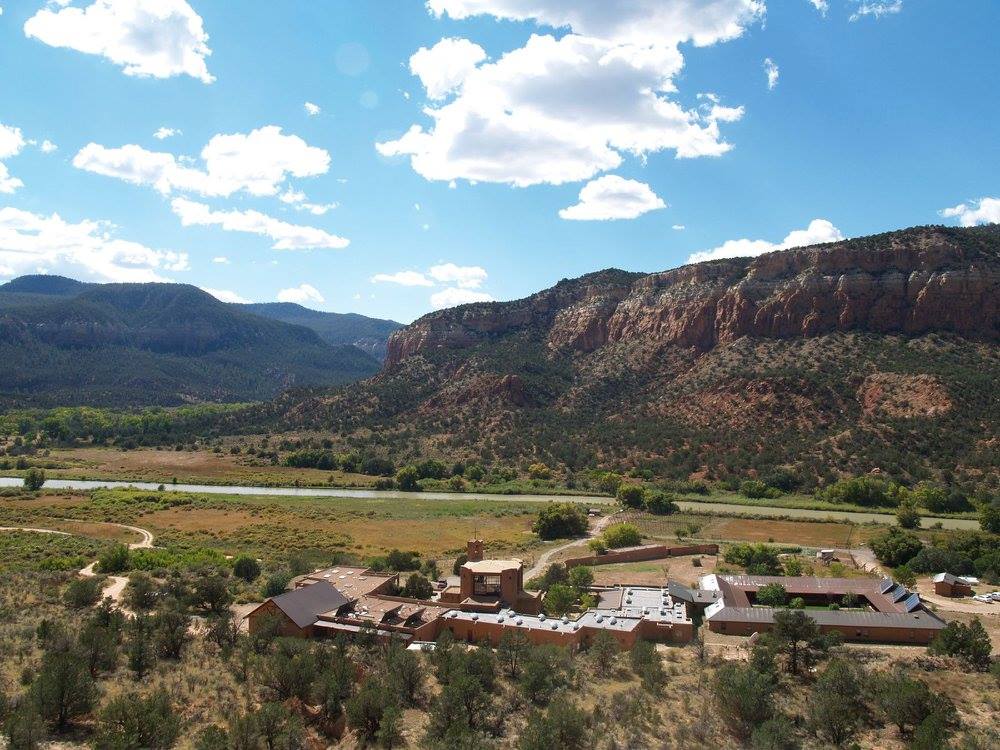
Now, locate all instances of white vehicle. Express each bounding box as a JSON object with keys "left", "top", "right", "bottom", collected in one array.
[
  {"left": 989, "top": 592, "right": 1000, "bottom": 602},
  {"left": 972, "top": 594, "right": 992, "bottom": 603}
]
